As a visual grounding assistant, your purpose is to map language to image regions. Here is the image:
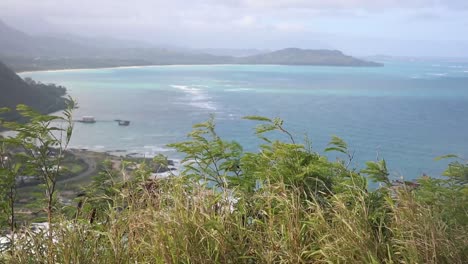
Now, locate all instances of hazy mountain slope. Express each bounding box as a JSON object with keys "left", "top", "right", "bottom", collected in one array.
[
  {"left": 0, "top": 20, "right": 94, "bottom": 57},
  {"left": 0, "top": 21, "right": 382, "bottom": 70},
  {"left": 191, "top": 48, "right": 269, "bottom": 57},
  {"left": 0, "top": 19, "right": 34, "bottom": 56}
]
